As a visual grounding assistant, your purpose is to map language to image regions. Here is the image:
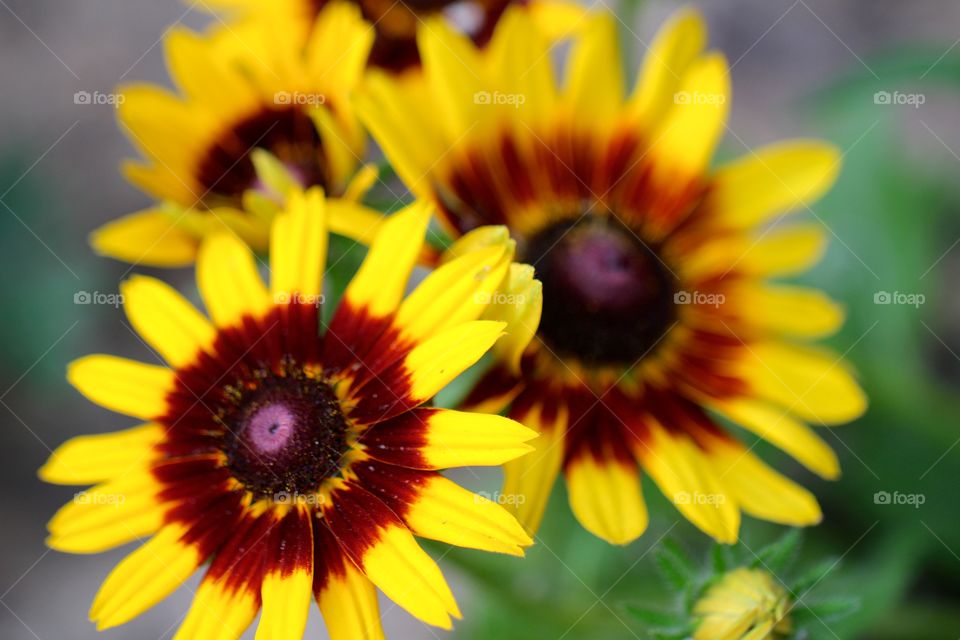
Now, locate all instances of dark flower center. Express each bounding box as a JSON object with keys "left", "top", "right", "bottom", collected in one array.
[
  {"left": 197, "top": 106, "right": 328, "bottom": 207},
  {"left": 524, "top": 215, "right": 678, "bottom": 367},
  {"left": 223, "top": 369, "right": 349, "bottom": 500}
]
